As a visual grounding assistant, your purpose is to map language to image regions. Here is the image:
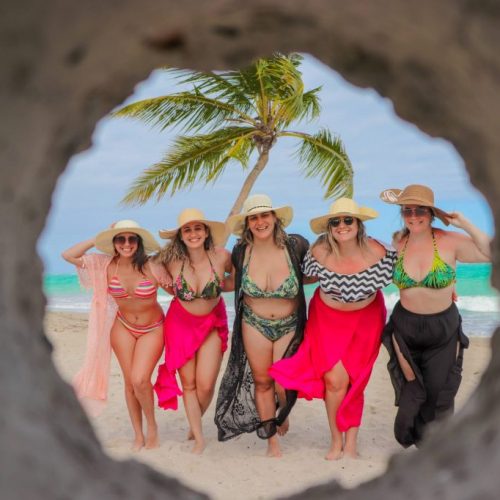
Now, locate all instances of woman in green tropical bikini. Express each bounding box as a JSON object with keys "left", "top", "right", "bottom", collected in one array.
[
  {"left": 215, "top": 194, "right": 309, "bottom": 457},
  {"left": 380, "top": 184, "right": 490, "bottom": 447}
]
